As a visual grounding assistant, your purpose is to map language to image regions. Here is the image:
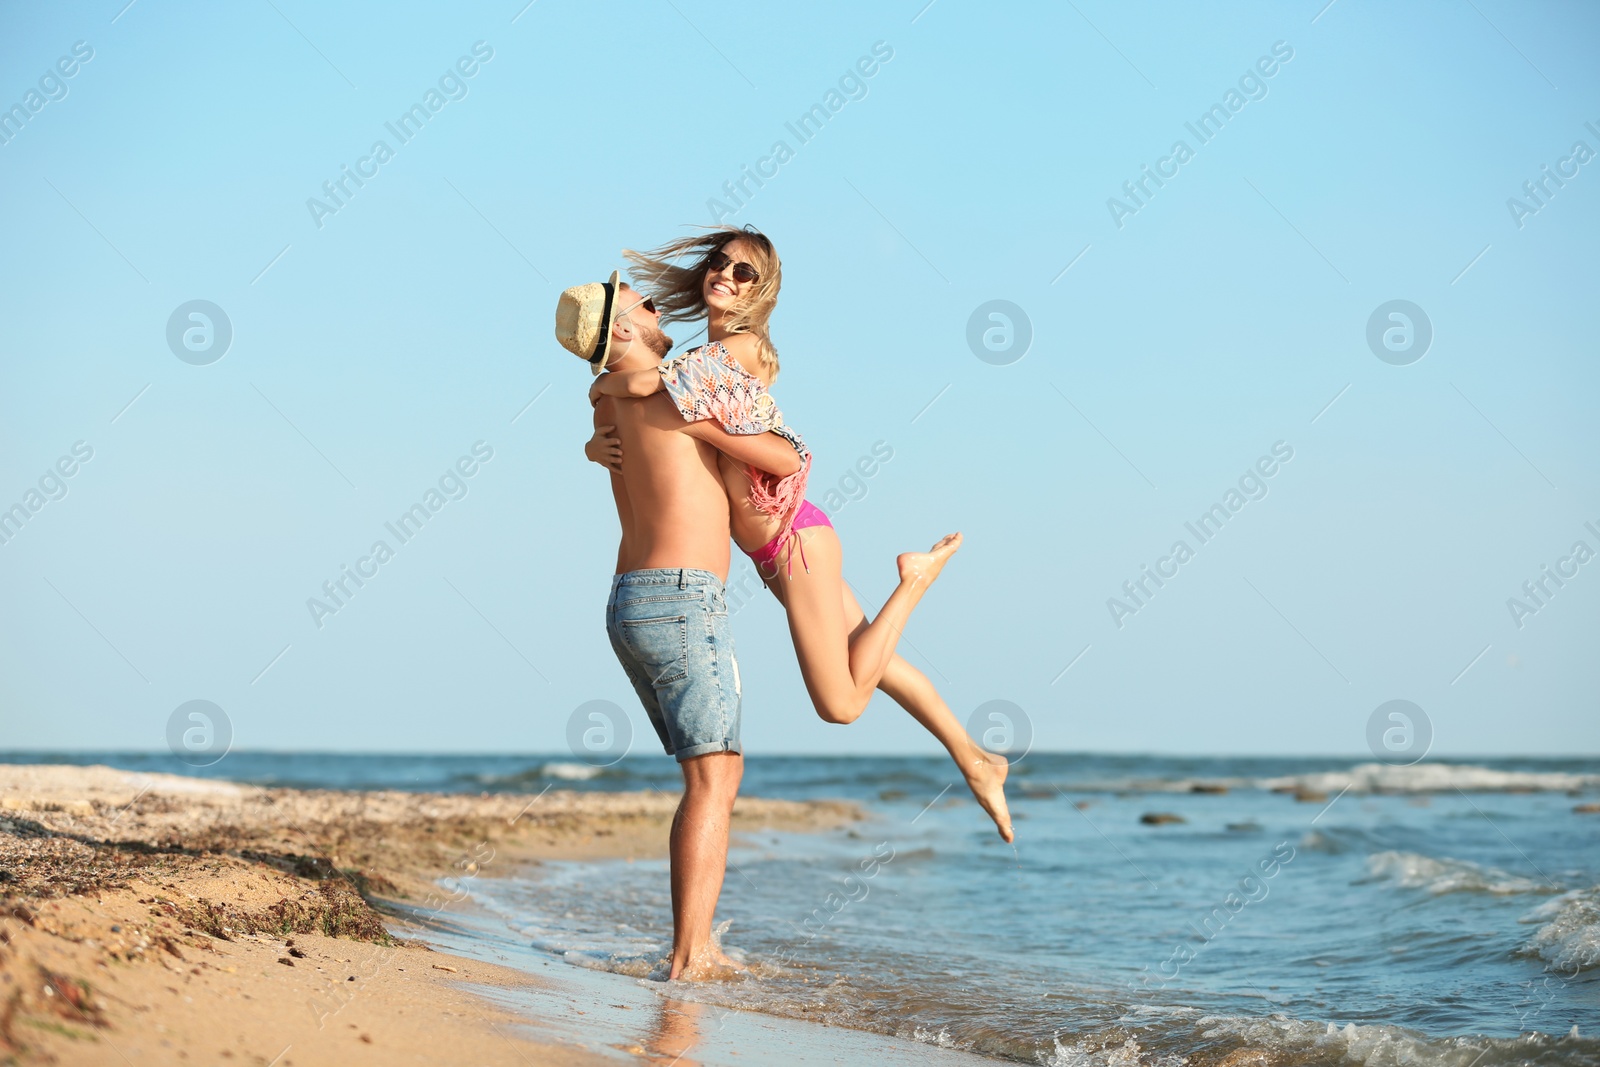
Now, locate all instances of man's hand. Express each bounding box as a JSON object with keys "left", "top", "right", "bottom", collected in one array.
[{"left": 584, "top": 424, "right": 622, "bottom": 472}]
